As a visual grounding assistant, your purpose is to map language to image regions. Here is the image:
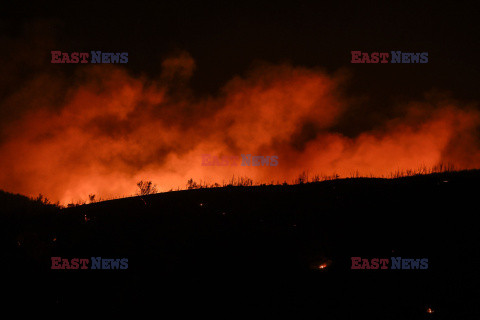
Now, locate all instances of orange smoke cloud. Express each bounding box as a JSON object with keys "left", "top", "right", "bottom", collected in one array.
[{"left": 0, "top": 53, "right": 479, "bottom": 204}]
